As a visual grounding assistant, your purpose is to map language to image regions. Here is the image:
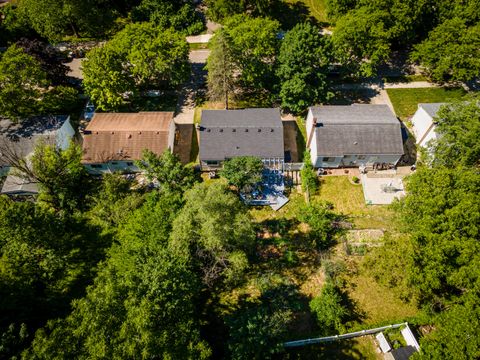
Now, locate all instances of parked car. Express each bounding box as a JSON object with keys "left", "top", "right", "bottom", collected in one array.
[{"left": 84, "top": 101, "right": 95, "bottom": 121}]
